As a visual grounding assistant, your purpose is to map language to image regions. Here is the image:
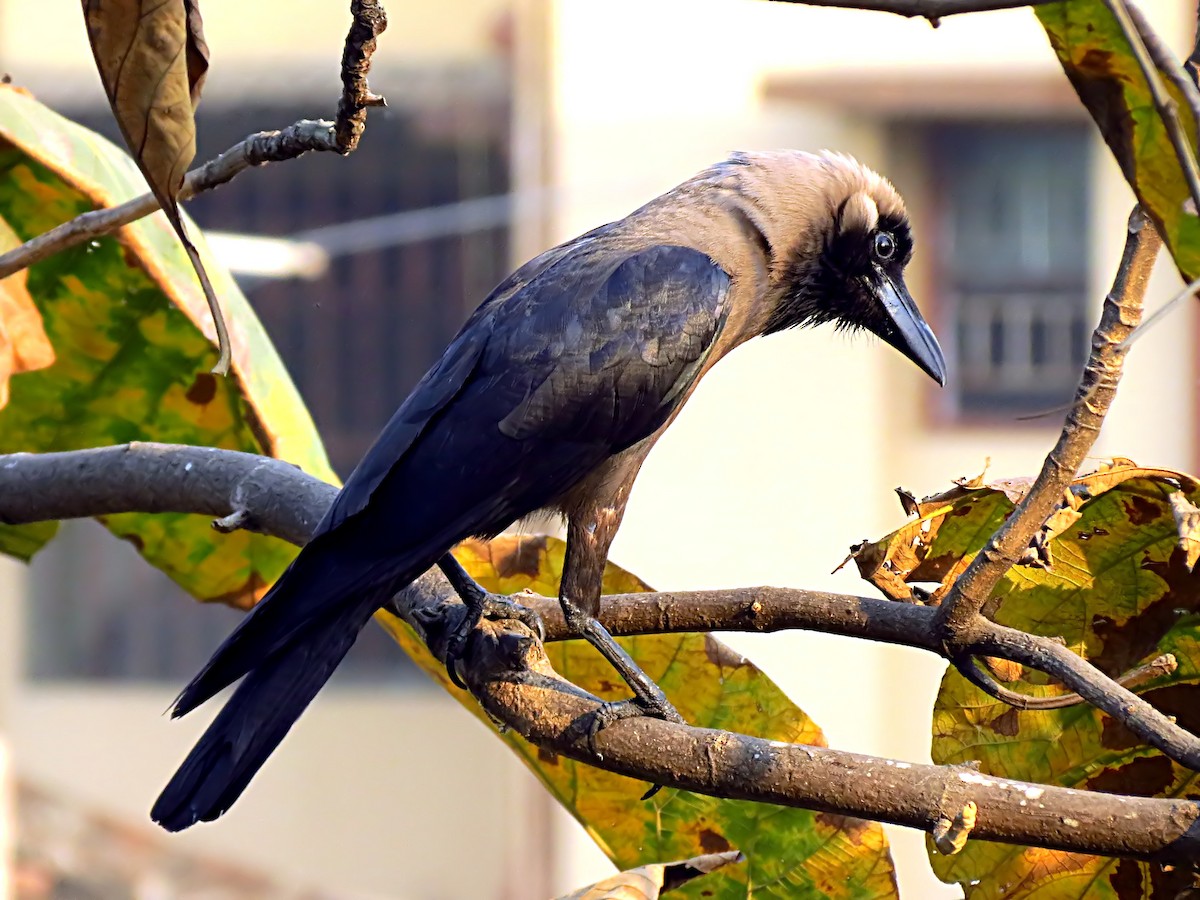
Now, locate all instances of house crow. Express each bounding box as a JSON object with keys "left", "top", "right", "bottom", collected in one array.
[{"left": 152, "top": 150, "right": 946, "bottom": 831}]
